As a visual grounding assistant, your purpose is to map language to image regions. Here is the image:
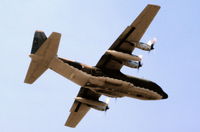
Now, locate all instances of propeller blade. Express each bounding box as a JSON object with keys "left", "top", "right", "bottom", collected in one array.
[
  {"left": 138, "top": 61, "right": 143, "bottom": 68},
  {"left": 147, "top": 37, "right": 157, "bottom": 46},
  {"left": 138, "top": 55, "right": 143, "bottom": 60},
  {"left": 104, "top": 97, "right": 110, "bottom": 111},
  {"left": 152, "top": 37, "right": 157, "bottom": 44},
  {"left": 105, "top": 97, "right": 110, "bottom": 104}
]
